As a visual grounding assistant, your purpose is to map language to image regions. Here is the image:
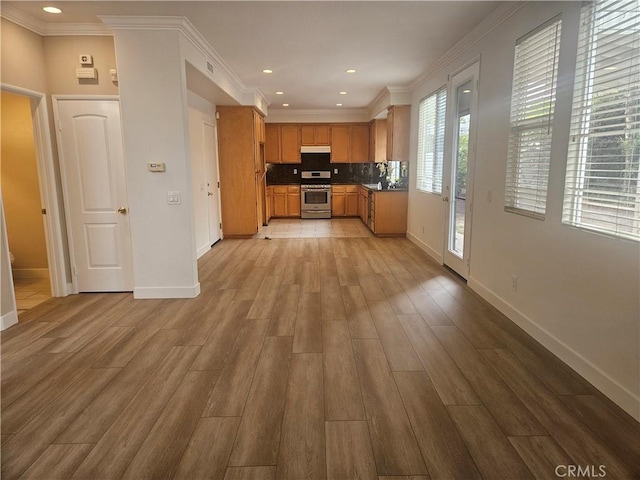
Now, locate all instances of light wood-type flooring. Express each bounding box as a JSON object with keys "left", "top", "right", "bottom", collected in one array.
[{"left": 2, "top": 236, "right": 638, "bottom": 480}]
